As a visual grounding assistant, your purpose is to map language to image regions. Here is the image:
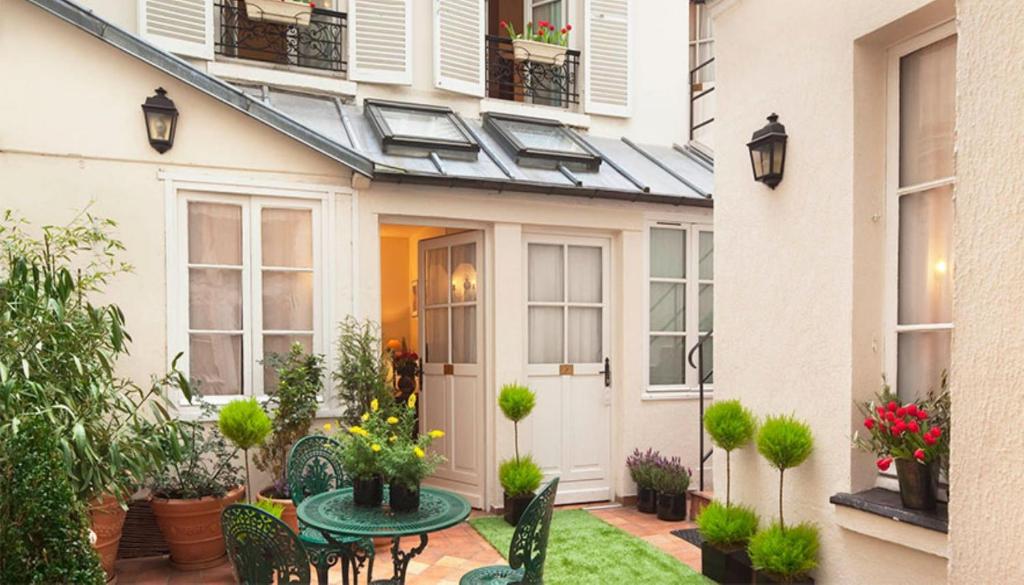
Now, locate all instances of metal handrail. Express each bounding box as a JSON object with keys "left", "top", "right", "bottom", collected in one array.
[
  {"left": 687, "top": 329, "right": 713, "bottom": 491},
  {"left": 688, "top": 57, "right": 716, "bottom": 142}
]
